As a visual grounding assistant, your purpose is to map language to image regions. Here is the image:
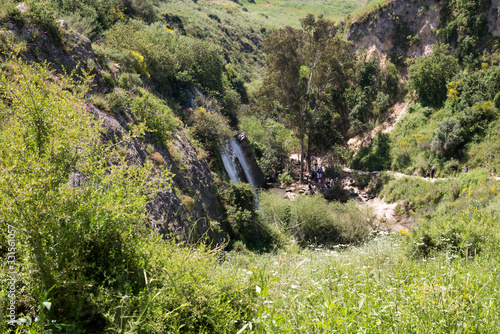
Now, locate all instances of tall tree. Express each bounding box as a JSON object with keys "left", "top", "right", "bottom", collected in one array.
[{"left": 262, "top": 14, "right": 355, "bottom": 182}]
